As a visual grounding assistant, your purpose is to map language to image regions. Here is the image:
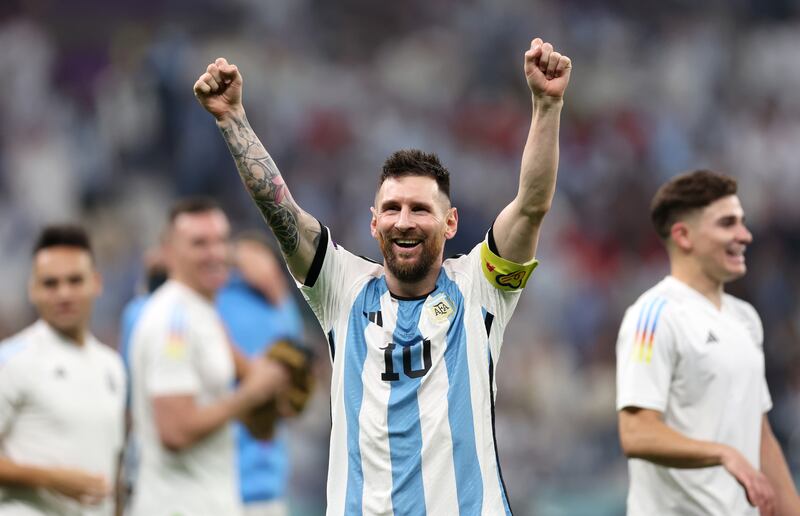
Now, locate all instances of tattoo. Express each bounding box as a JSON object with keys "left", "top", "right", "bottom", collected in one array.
[{"left": 219, "top": 112, "right": 301, "bottom": 256}]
